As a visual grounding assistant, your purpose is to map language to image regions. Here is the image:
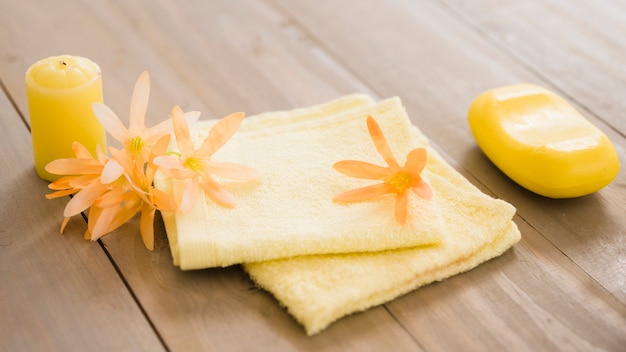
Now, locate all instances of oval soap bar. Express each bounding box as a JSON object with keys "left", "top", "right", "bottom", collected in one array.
[{"left": 468, "top": 84, "right": 620, "bottom": 198}]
